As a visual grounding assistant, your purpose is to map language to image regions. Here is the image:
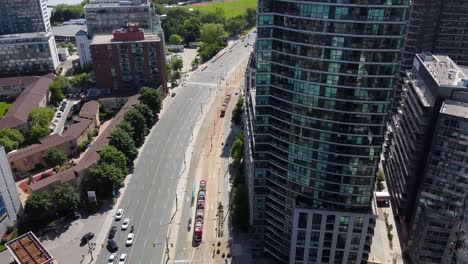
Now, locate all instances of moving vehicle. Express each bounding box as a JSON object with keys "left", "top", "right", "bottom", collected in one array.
[
  {"left": 193, "top": 180, "right": 206, "bottom": 243},
  {"left": 118, "top": 253, "right": 127, "bottom": 264},
  {"left": 108, "top": 253, "right": 116, "bottom": 263},
  {"left": 126, "top": 233, "right": 134, "bottom": 246},
  {"left": 220, "top": 94, "right": 231, "bottom": 117},
  {"left": 121, "top": 218, "right": 130, "bottom": 230},
  {"left": 108, "top": 226, "right": 117, "bottom": 239},
  {"left": 107, "top": 239, "right": 118, "bottom": 252},
  {"left": 115, "top": 209, "right": 123, "bottom": 220}
]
